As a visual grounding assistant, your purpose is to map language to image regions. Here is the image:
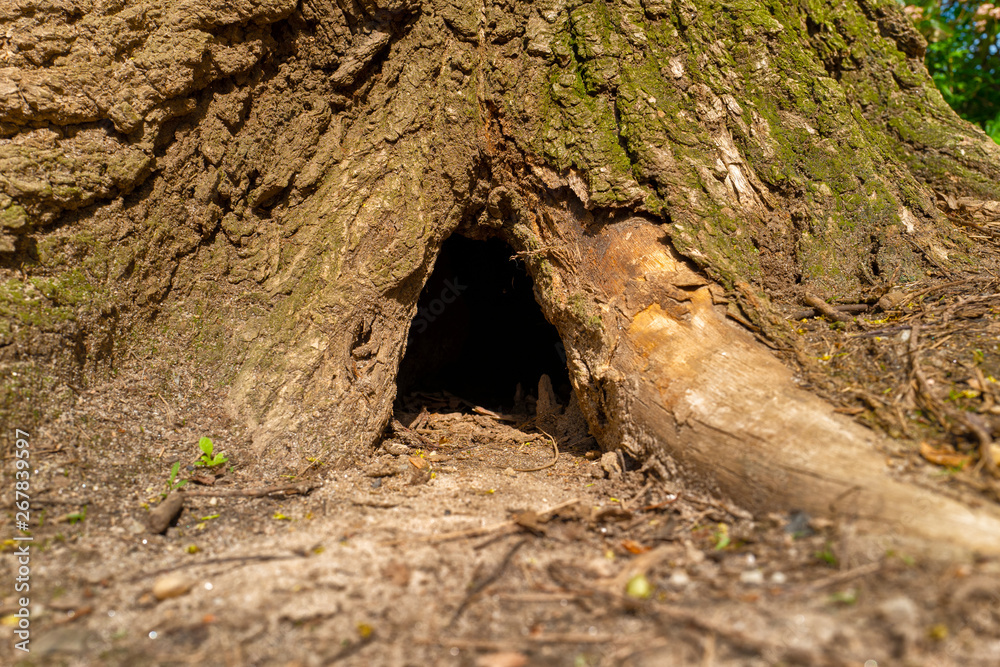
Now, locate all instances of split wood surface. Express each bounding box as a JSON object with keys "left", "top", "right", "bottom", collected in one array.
[{"left": 575, "top": 220, "right": 1000, "bottom": 557}]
